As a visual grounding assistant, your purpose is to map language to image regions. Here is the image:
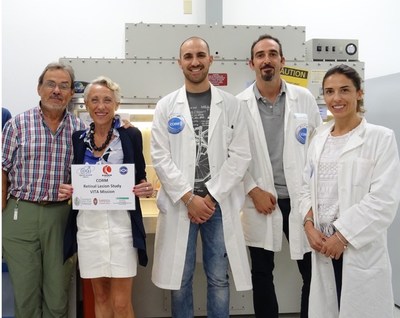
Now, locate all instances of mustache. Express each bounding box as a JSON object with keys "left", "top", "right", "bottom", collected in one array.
[
  {"left": 50, "top": 94, "right": 64, "bottom": 101},
  {"left": 261, "top": 65, "right": 273, "bottom": 70}
]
